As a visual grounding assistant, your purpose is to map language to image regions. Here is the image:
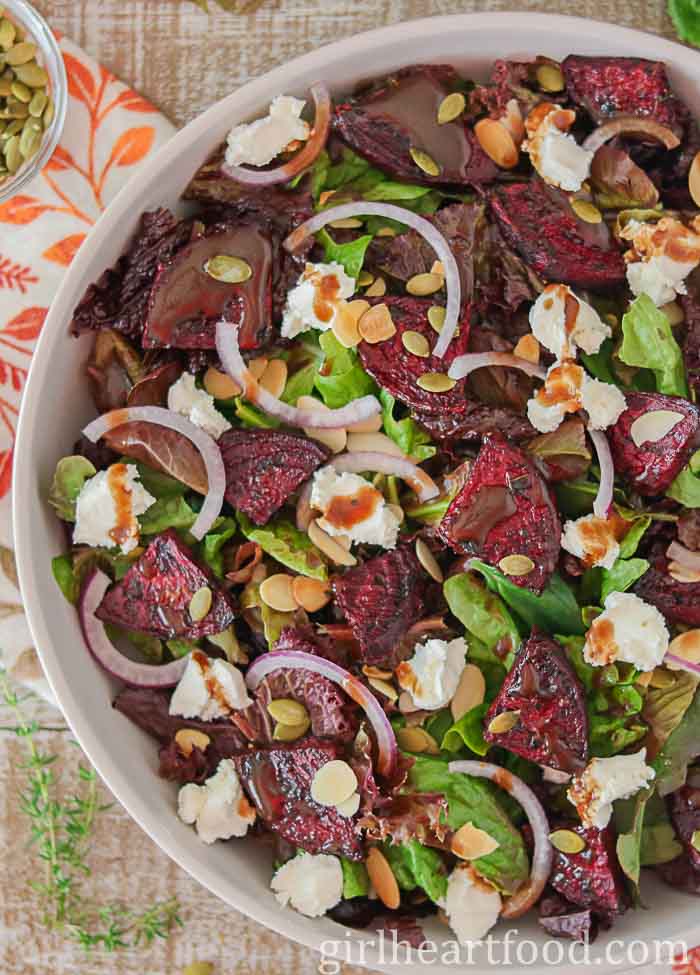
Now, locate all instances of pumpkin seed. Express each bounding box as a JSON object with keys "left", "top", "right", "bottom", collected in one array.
[
  {"left": 487, "top": 710, "right": 520, "bottom": 735},
  {"left": 267, "top": 698, "right": 309, "bottom": 726},
  {"left": 4, "top": 133, "right": 20, "bottom": 172},
  {"left": 375, "top": 226, "right": 396, "bottom": 238},
  {"left": 188, "top": 586, "right": 212, "bottom": 622},
  {"left": 366, "top": 847, "right": 401, "bottom": 910},
  {"left": 204, "top": 254, "right": 252, "bottom": 284},
  {"left": 358, "top": 270, "right": 374, "bottom": 287},
  {"left": 498, "top": 554, "right": 535, "bottom": 577},
  {"left": 0, "top": 18, "right": 16, "bottom": 51},
  {"left": 396, "top": 726, "right": 440, "bottom": 755},
  {"left": 400, "top": 330, "right": 430, "bottom": 358},
  {"left": 690, "top": 151, "right": 700, "bottom": 208},
  {"left": 536, "top": 63, "right": 565, "bottom": 93},
  {"left": 10, "top": 80, "right": 30, "bottom": 102},
  {"left": 19, "top": 122, "right": 40, "bottom": 159},
  {"left": 692, "top": 830, "right": 700, "bottom": 853},
  {"left": 3, "top": 118, "right": 23, "bottom": 138},
  {"left": 0, "top": 78, "right": 8, "bottom": 98},
  {"left": 549, "top": 829, "right": 586, "bottom": 854},
  {"left": 406, "top": 272, "right": 443, "bottom": 297},
  {"left": 409, "top": 146, "right": 441, "bottom": 177},
  {"left": 259, "top": 573, "right": 298, "bottom": 612},
  {"left": 451, "top": 664, "right": 487, "bottom": 721},
  {"left": 175, "top": 728, "right": 211, "bottom": 757},
  {"left": 28, "top": 88, "right": 46, "bottom": 117},
  {"left": 42, "top": 95, "right": 54, "bottom": 126},
  {"left": 311, "top": 760, "right": 358, "bottom": 806},
  {"left": 273, "top": 717, "right": 311, "bottom": 741},
  {"left": 5, "top": 41, "right": 36, "bottom": 66},
  {"left": 437, "top": 91, "right": 466, "bottom": 125},
  {"left": 329, "top": 216, "right": 363, "bottom": 229},
  {"left": 452, "top": 822, "right": 500, "bottom": 859},
  {"left": 571, "top": 198, "right": 602, "bottom": 224},
  {"left": 415, "top": 538, "right": 443, "bottom": 582},
  {"left": 428, "top": 305, "right": 446, "bottom": 333},
  {"left": 364, "top": 275, "right": 386, "bottom": 297},
  {"left": 416, "top": 372, "right": 456, "bottom": 393},
  {"left": 6, "top": 97, "right": 27, "bottom": 118},
  {"left": 13, "top": 60, "right": 47, "bottom": 88}
]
